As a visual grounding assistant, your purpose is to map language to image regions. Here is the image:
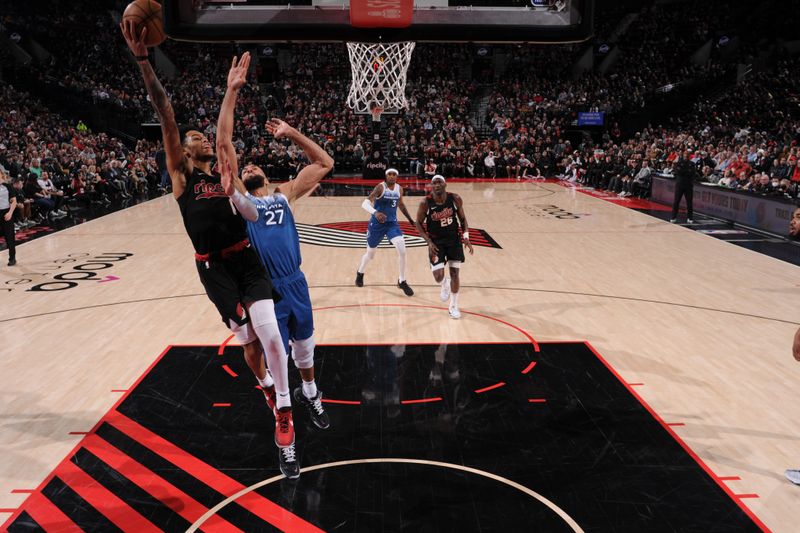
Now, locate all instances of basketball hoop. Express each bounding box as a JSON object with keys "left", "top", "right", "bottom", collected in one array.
[
  {"left": 346, "top": 41, "right": 416, "bottom": 115},
  {"left": 370, "top": 106, "right": 384, "bottom": 123}
]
